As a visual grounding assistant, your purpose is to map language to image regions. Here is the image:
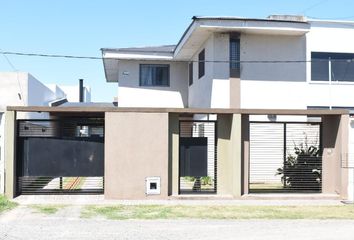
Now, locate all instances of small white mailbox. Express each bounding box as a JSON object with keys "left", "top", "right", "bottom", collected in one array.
[{"left": 145, "top": 177, "right": 161, "bottom": 195}]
